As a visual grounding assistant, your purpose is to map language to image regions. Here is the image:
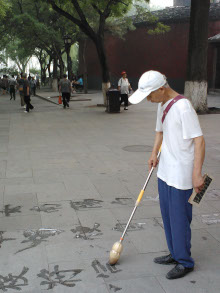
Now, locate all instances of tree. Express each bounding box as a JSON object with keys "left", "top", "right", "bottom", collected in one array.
[
  {"left": 46, "top": 0, "right": 151, "bottom": 103},
  {"left": 0, "top": 0, "right": 10, "bottom": 19},
  {"left": 184, "top": 0, "right": 210, "bottom": 112},
  {"left": 0, "top": 0, "right": 80, "bottom": 90},
  {"left": 5, "top": 38, "right": 33, "bottom": 72}
]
